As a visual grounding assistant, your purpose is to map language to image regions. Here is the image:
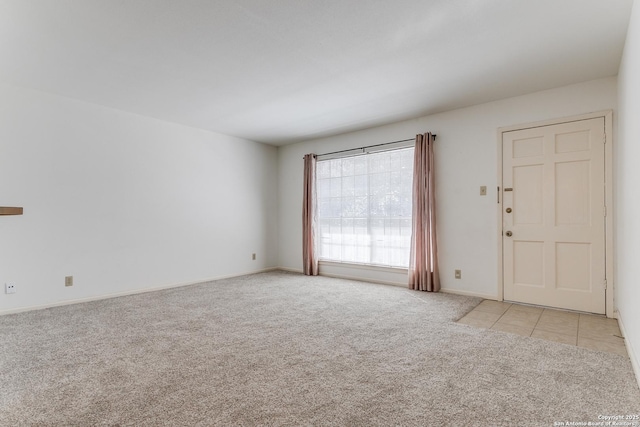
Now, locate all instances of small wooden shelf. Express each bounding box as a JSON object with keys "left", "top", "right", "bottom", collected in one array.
[{"left": 0, "top": 207, "right": 24, "bottom": 216}]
